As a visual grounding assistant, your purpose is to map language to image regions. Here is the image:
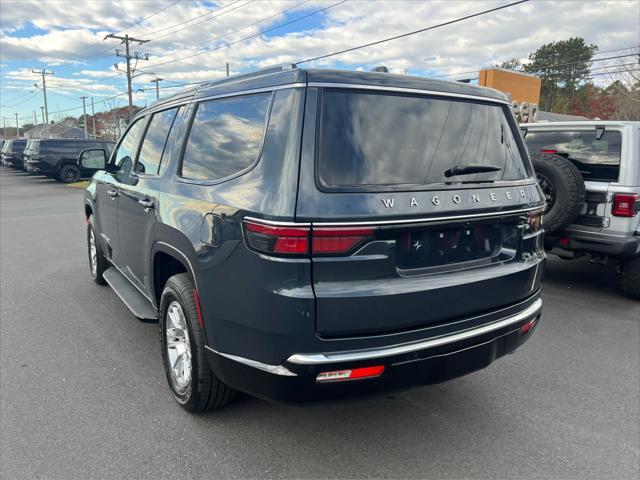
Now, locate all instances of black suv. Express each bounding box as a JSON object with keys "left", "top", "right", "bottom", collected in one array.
[
  {"left": 1, "top": 138, "right": 27, "bottom": 168},
  {"left": 25, "top": 138, "right": 115, "bottom": 183},
  {"left": 82, "top": 66, "right": 546, "bottom": 412}
]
